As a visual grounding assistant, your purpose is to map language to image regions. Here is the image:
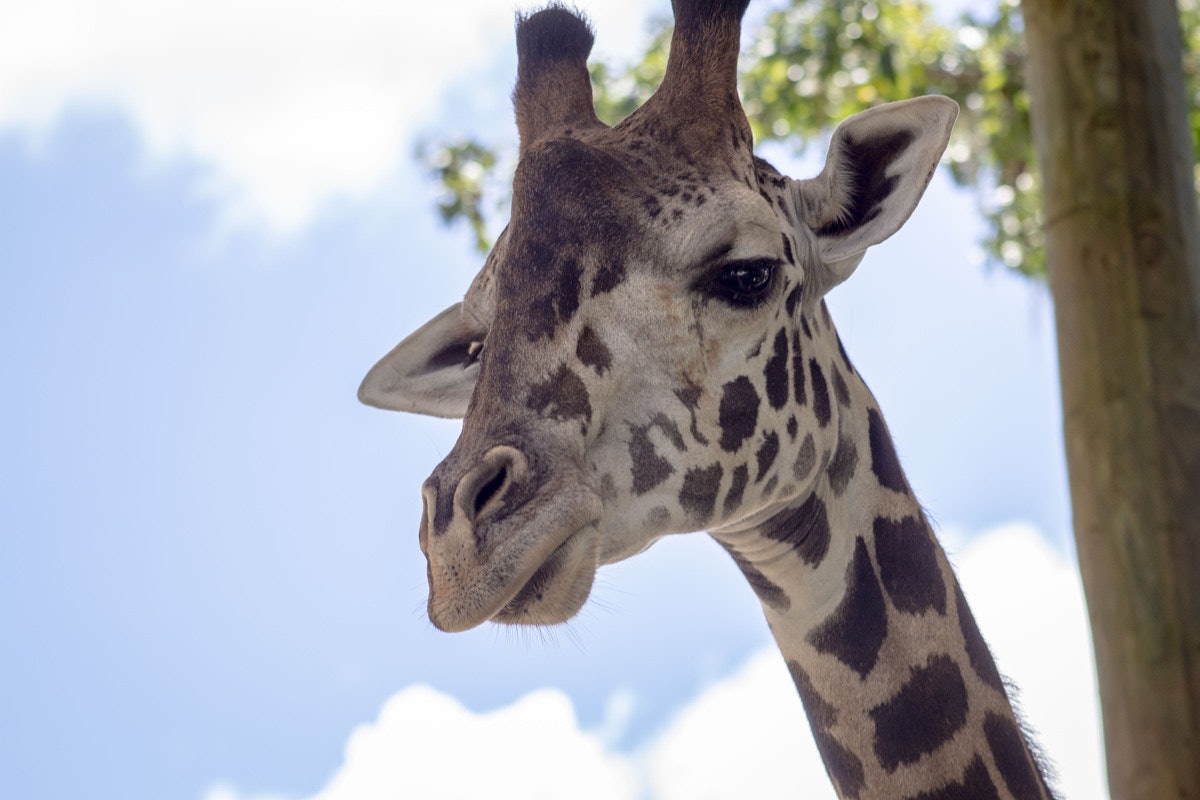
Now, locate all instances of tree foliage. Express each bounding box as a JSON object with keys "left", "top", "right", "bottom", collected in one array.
[{"left": 424, "top": 0, "right": 1199, "bottom": 280}]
